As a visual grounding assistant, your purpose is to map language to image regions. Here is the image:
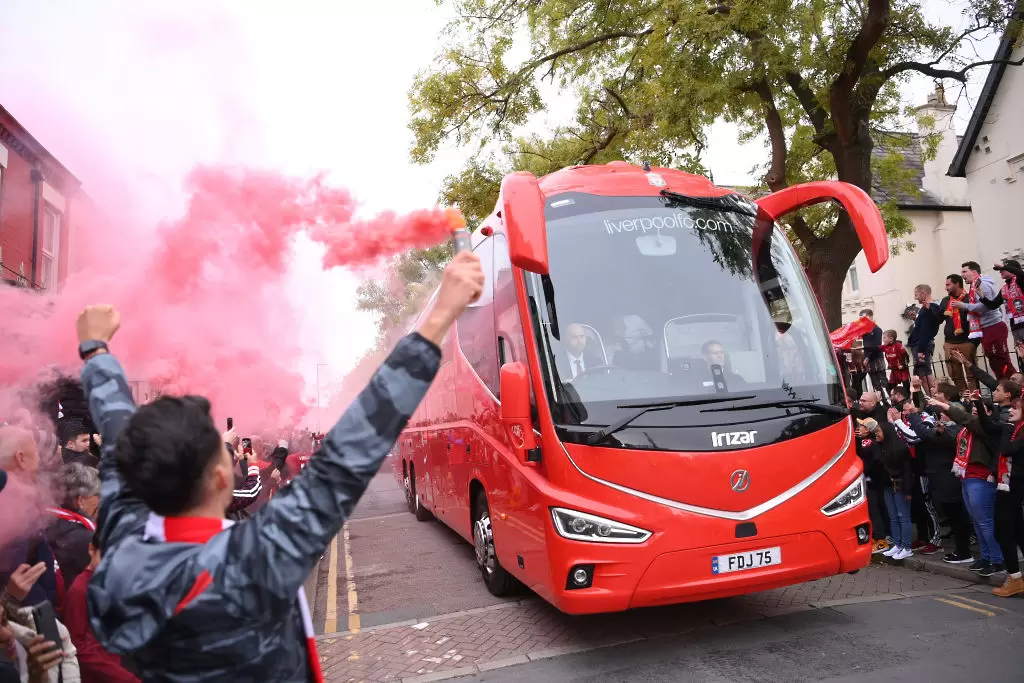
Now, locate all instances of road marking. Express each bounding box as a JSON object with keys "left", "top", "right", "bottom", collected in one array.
[
  {"left": 349, "top": 511, "right": 409, "bottom": 524},
  {"left": 324, "top": 533, "right": 340, "bottom": 632},
  {"left": 933, "top": 597, "right": 997, "bottom": 616},
  {"left": 344, "top": 522, "right": 361, "bottom": 634},
  {"left": 949, "top": 594, "right": 1008, "bottom": 612}
]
